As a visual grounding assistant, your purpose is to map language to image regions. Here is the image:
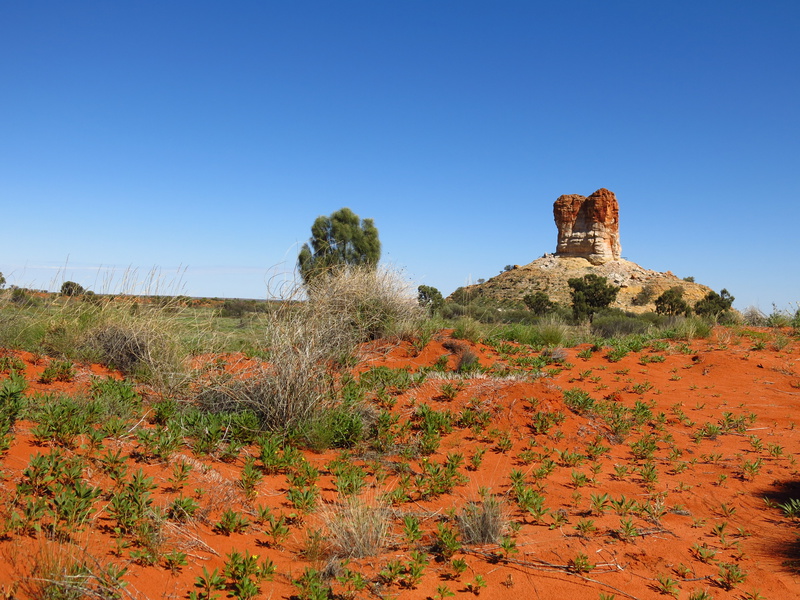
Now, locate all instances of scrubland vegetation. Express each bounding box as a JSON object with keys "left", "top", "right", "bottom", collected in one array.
[{"left": 1, "top": 266, "right": 799, "bottom": 599}]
